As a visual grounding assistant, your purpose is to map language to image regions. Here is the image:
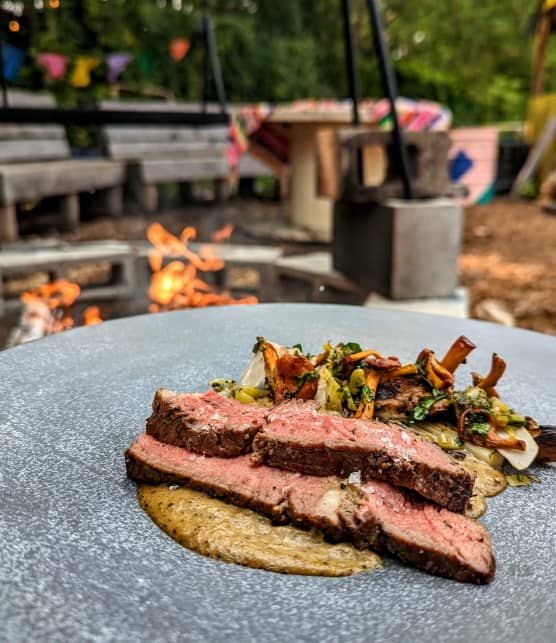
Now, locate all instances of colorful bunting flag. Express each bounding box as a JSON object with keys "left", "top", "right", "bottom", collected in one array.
[
  {"left": 70, "top": 55, "right": 101, "bottom": 88},
  {"left": 1, "top": 42, "right": 25, "bottom": 81},
  {"left": 106, "top": 52, "right": 133, "bottom": 83},
  {"left": 138, "top": 49, "right": 159, "bottom": 74},
  {"left": 37, "top": 52, "right": 69, "bottom": 80},
  {"left": 1, "top": 39, "right": 190, "bottom": 88},
  {"left": 169, "top": 38, "right": 190, "bottom": 62}
]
